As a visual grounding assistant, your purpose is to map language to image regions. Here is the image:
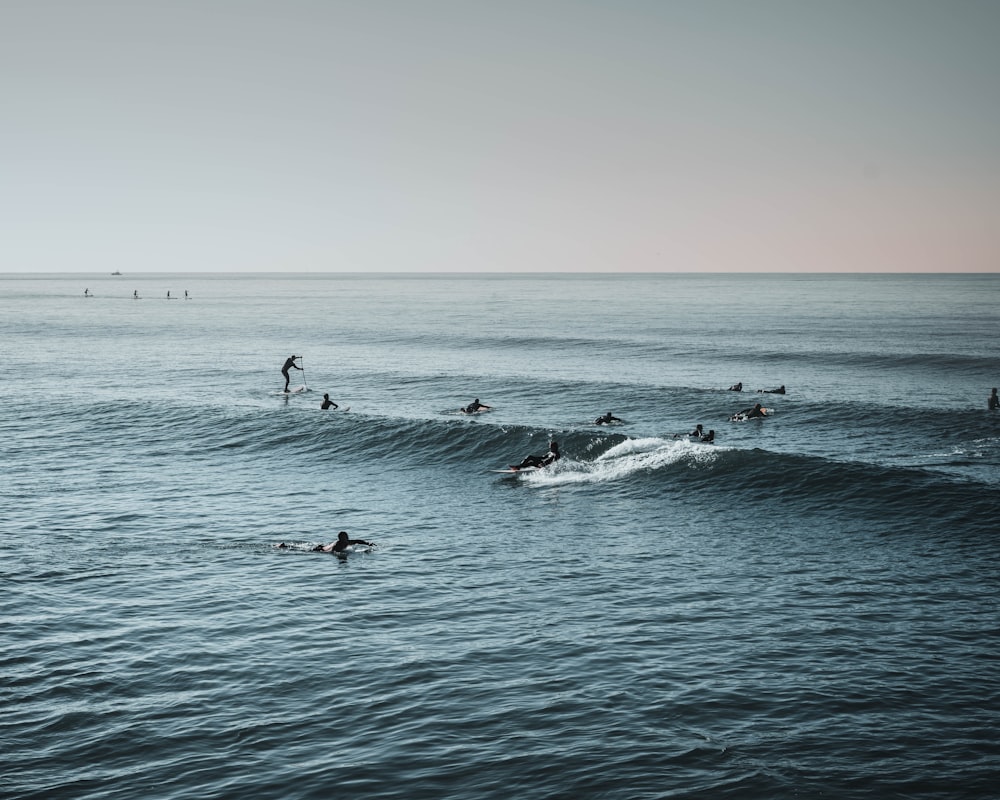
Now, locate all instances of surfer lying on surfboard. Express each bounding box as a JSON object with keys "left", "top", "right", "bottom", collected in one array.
[
  {"left": 731, "top": 403, "right": 768, "bottom": 421},
  {"left": 510, "top": 440, "right": 560, "bottom": 471},
  {"left": 312, "top": 531, "right": 374, "bottom": 553},
  {"left": 594, "top": 411, "right": 623, "bottom": 425}
]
